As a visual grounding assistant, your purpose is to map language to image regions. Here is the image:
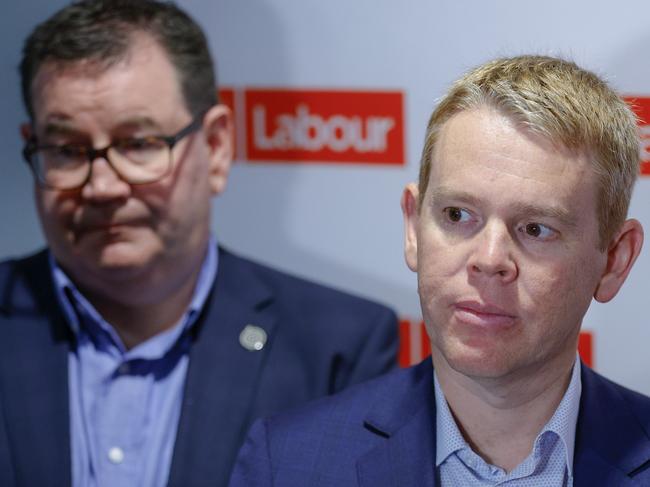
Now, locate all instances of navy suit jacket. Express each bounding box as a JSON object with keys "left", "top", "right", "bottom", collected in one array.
[
  {"left": 0, "top": 247, "right": 398, "bottom": 487},
  {"left": 231, "top": 359, "right": 650, "bottom": 486}
]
